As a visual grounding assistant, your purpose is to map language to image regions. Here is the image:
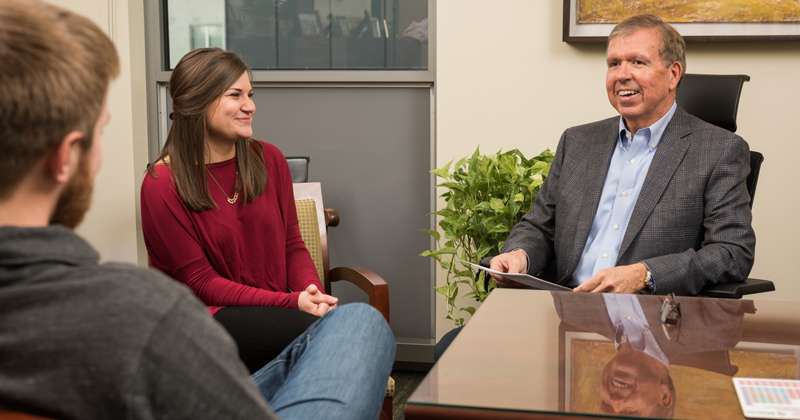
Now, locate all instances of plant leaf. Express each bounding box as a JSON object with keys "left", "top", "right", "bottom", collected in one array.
[
  {"left": 437, "top": 182, "right": 466, "bottom": 191},
  {"left": 489, "top": 197, "right": 505, "bottom": 212},
  {"left": 472, "top": 201, "right": 492, "bottom": 212},
  {"left": 476, "top": 242, "right": 494, "bottom": 259},
  {"left": 420, "top": 229, "right": 440, "bottom": 242},
  {"left": 430, "top": 168, "right": 450, "bottom": 179},
  {"left": 487, "top": 224, "right": 510, "bottom": 234}
]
